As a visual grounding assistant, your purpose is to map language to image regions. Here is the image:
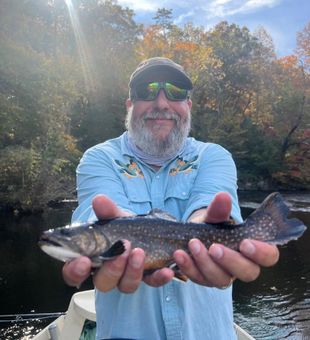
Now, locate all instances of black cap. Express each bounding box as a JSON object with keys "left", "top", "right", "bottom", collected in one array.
[{"left": 129, "top": 57, "right": 193, "bottom": 90}]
